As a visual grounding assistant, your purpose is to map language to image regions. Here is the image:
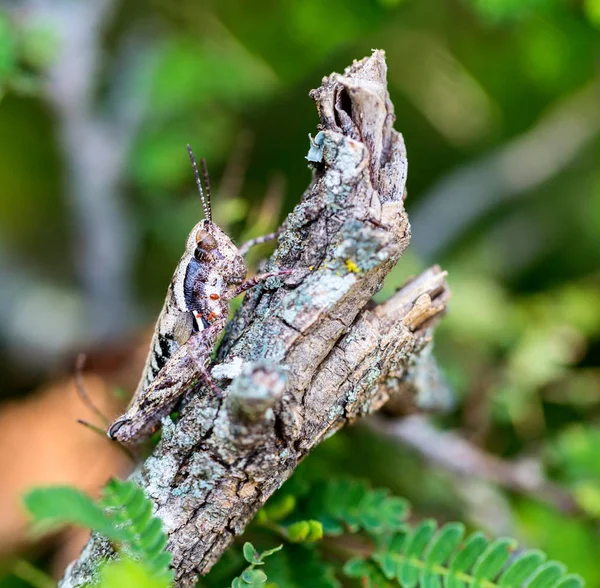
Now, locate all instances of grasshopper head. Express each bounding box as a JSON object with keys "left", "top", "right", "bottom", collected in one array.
[
  {"left": 184, "top": 146, "right": 247, "bottom": 284},
  {"left": 185, "top": 219, "right": 247, "bottom": 284}
]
